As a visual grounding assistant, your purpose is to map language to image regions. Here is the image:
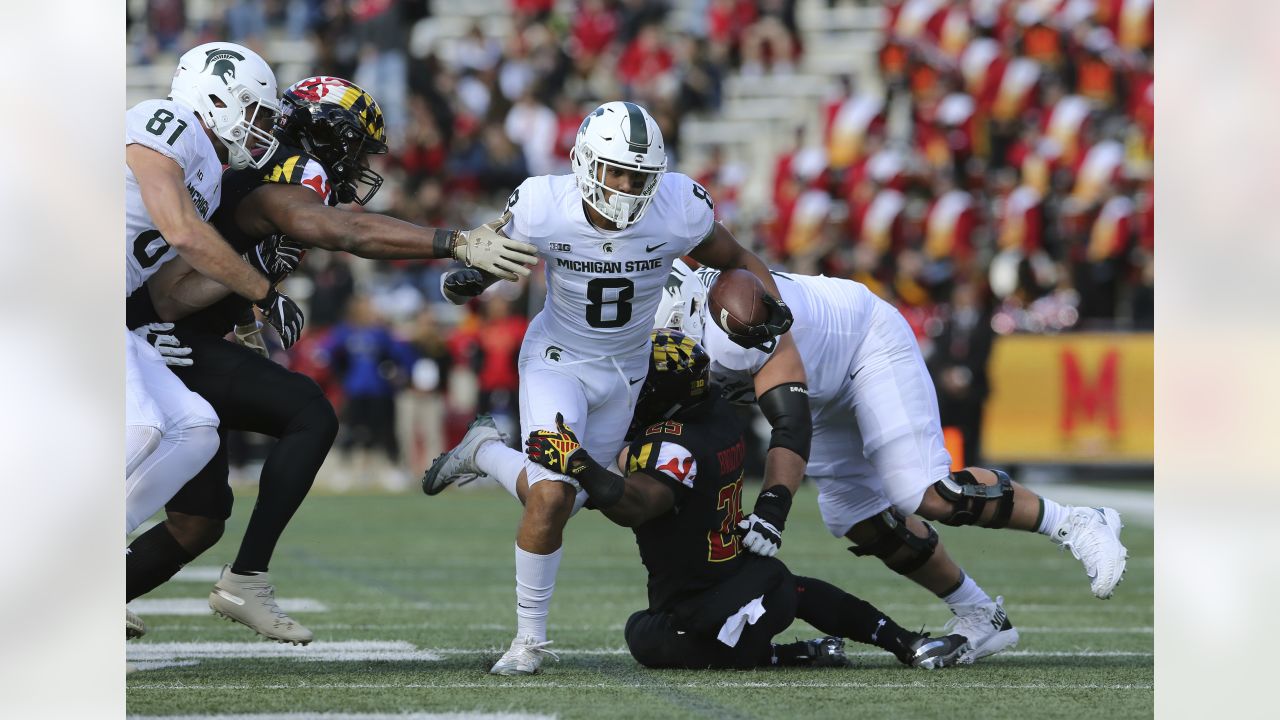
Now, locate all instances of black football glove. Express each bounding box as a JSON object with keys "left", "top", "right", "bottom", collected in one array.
[
  {"left": 736, "top": 485, "right": 793, "bottom": 557},
  {"left": 726, "top": 294, "right": 794, "bottom": 350},
  {"left": 244, "top": 236, "right": 306, "bottom": 284},
  {"left": 440, "top": 267, "right": 500, "bottom": 305},
  {"left": 525, "top": 412, "right": 588, "bottom": 477},
  {"left": 254, "top": 289, "right": 305, "bottom": 349}
]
